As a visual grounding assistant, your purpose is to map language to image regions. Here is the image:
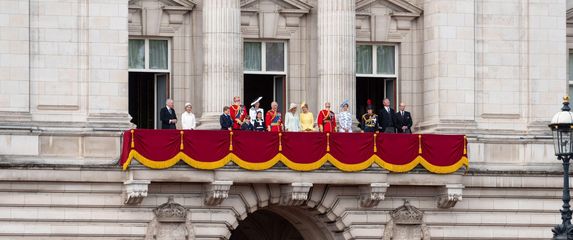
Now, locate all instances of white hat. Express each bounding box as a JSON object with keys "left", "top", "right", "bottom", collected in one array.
[
  {"left": 251, "top": 96, "right": 262, "bottom": 106},
  {"left": 289, "top": 103, "right": 297, "bottom": 110},
  {"left": 185, "top": 102, "right": 192, "bottom": 108}
]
